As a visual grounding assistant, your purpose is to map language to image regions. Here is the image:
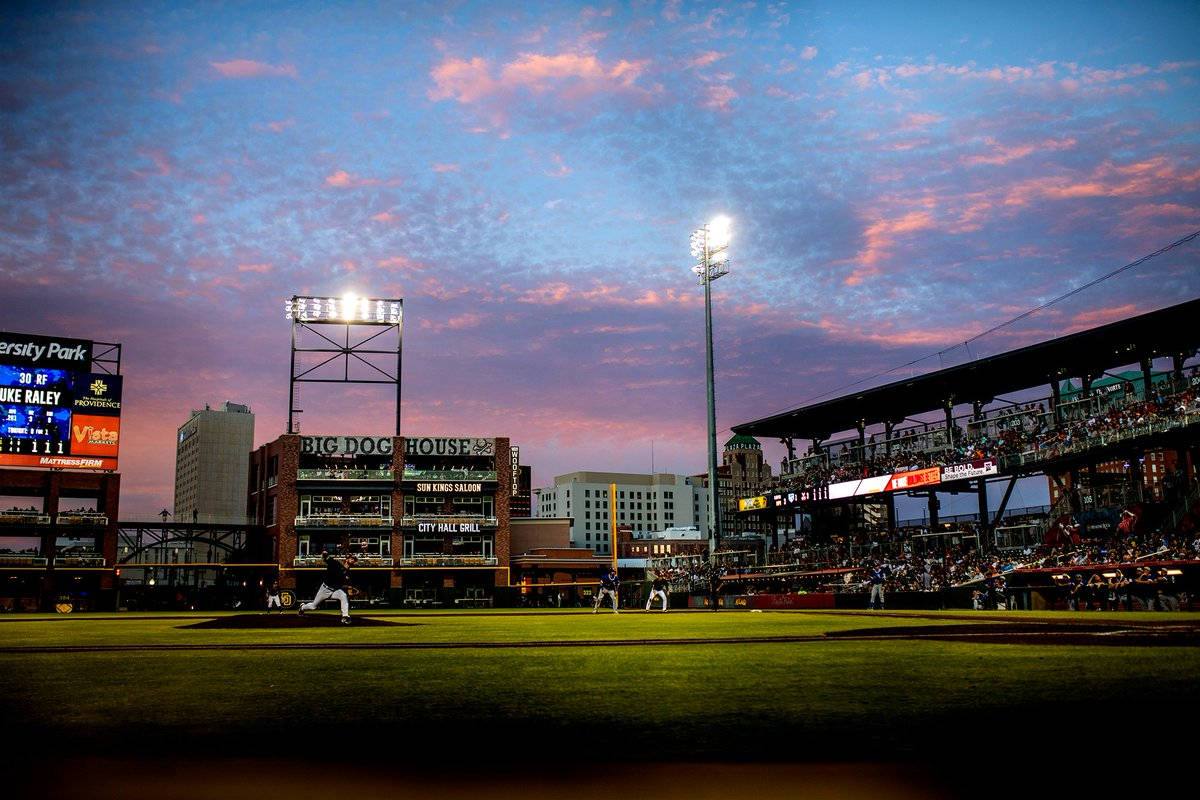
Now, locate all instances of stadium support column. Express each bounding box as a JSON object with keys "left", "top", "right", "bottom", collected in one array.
[
  {"left": 977, "top": 479, "right": 990, "bottom": 553},
  {"left": 1140, "top": 357, "right": 1154, "bottom": 400},
  {"left": 943, "top": 400, "right": 955, "bottom": 454},
  {"left": 972, "top": 400, "right": 990, "bottom": 551},
  {"left": 1050, "top": 374, "right": 1063, "bottom": 425}
]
